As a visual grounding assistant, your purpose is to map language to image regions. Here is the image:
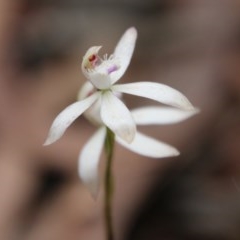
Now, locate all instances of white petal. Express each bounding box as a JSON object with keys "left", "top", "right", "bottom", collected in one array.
[
  {"left": 112, "top": 82, "right": 195, "bottom": 110},
  {"left": 44, "top": 92, "right": 100, "bottom": 145},
  {"left": 79, "top": 127, "right": 106, "bottom": 198},
  {"left": 77, "top": 81, "right": 94, "bottom": 101},
  {"left": 84, "top": 97, "right": 103, "bottom": 126},
  {"left": 110, "top": 27, "right": 137, "bottom": 84},
  {"left": 101, "top": 91, "right": 136, "bottom": 143},
  {"left": 77, "top": 82, "right": 103, "bottom": 125},
  {"left": 117, "top": 131, "right": 179, "bottom": 158},
  {"left": 132, "top": 106, "right": 200, "bottom": 125}
]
